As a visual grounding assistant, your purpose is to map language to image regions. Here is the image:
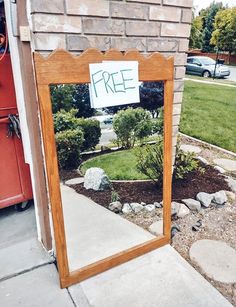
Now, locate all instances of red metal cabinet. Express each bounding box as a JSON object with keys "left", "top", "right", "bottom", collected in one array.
[{"left": 0, "top": 54, "right": 33, "bottom": 209}]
